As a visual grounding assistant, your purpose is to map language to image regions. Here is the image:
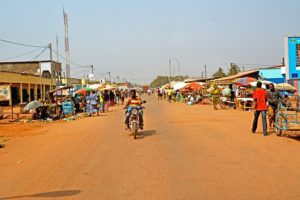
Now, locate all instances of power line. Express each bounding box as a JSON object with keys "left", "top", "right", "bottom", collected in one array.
[
  {"left": 32, "top": 47, "right": 49, "bottom": 60},
  {"left": 0, "top": 38, "right": 47, "bottom": 48},
  {"left": 0, "top": 47, "right": 45, "bottom": 61},
  {"left": 51, "top": 48, "right": 86, "bottom": 68}
]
